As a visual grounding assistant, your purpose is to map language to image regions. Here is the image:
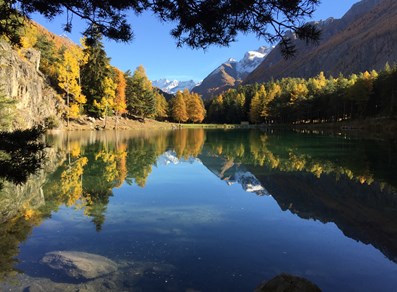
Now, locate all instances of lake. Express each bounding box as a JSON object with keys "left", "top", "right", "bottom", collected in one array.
[{"left": 1, "top": 128, "right": 397, "bottom": 291}]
